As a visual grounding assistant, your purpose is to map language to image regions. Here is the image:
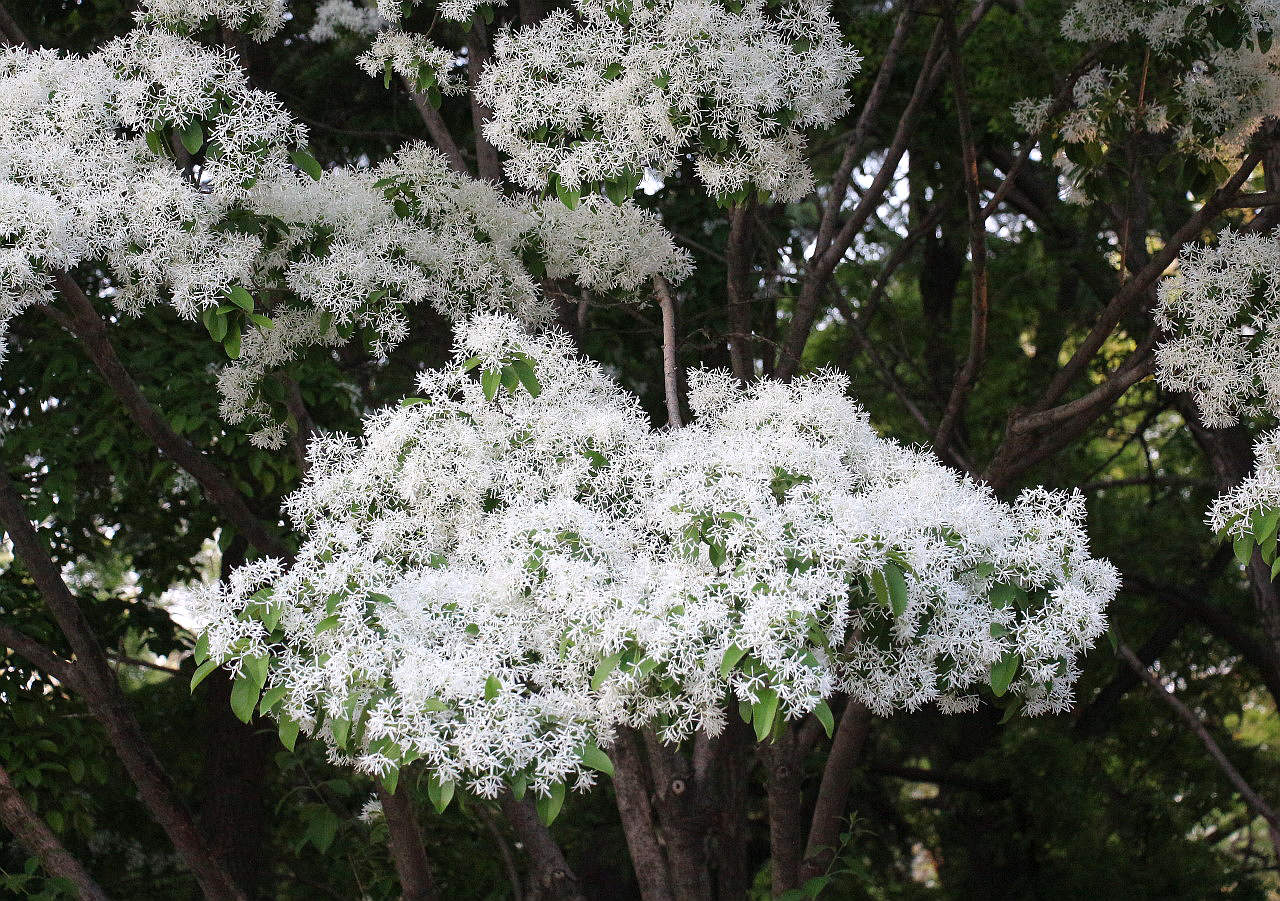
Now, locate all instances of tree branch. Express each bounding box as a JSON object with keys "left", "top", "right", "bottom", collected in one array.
[
  {"left": 0, "top": 468, "right": 247, "bottom": 901},
  {"left": 48, "top": 275, "right": 292, "bottom": 561},
  {"left": 1119, "top": 643, "right": 1280, "bottom": 862},
  {"left": 654, "top": 276, "right": 684, "bottom": 427},
  {"left": 801, "top": 700, "right": 872, "bottom": 881},
  {"left": 499, "top": 793, "right": 584, "bottom": 900},
  {"left": 0, "top": 0, "right": 30, "bottom": 48},
  {"left": 1035, "top": 147, "right": 1265, "bottom": 411},
  {"left": 726, "top": 203, "right": 757, "bottom": 383},
  {"left": 0, "top": 761, "right": 109, "bottom": 900},
  {"left": 933, "top": 5, "right": 989, "bottom": 458},
  {"left": 0, "top": 624, "right": 80, "bottom": 689}
]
